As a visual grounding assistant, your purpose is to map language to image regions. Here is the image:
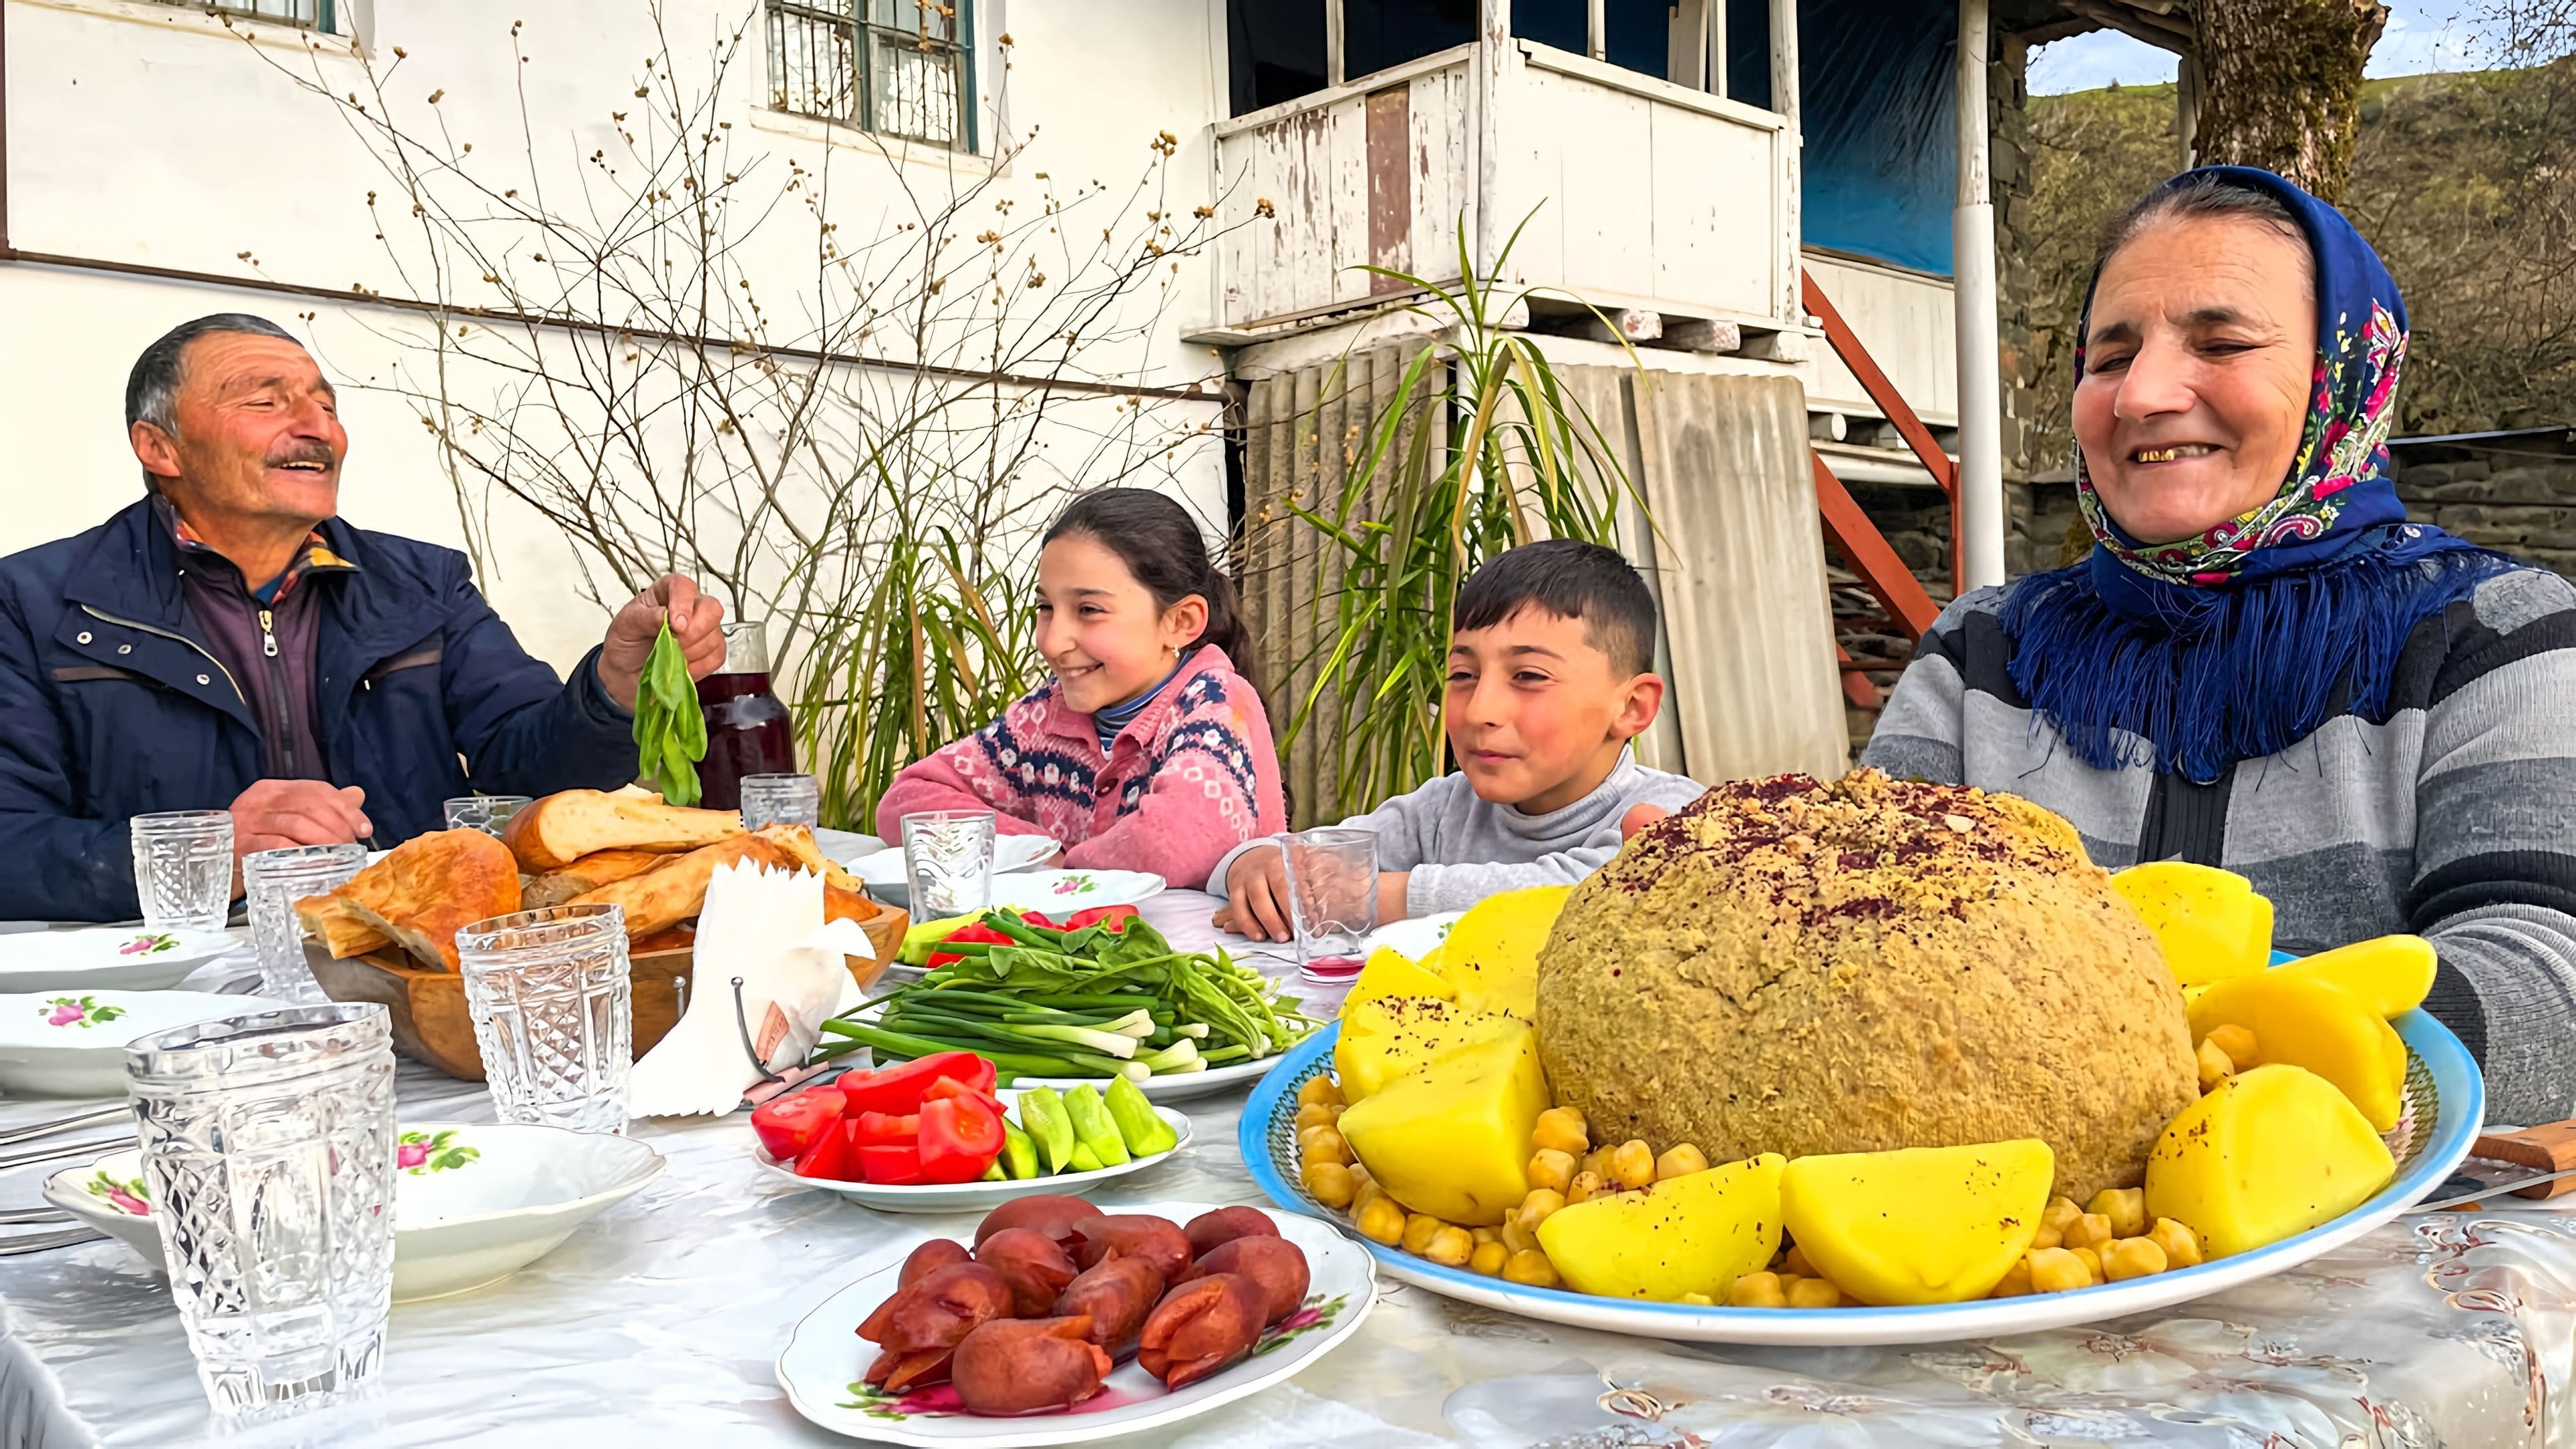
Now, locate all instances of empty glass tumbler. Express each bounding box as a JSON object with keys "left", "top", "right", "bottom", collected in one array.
[
  {"left": 126, "top": 1002, "right": 398, "bottom": 1415},
  {"left": 131, "top": 810, "right": 234, "bottom": 932},
  {"left": 456, "top": 904, "right": 633, "bottom": 1134},
  {"left": 902, "top": 810, "right": 998, "bottom": 916},
  {"left": 443, "top": 794, "right": 532, "bottom": 838},
  {"left": 1281, "top": 828, "right": 1381, "bottom": 982},
  {"left": 244, "top": 844, "right": 369, "bottom": 1003},
  {"left": 738, "top": 773, "right": 821, "bottom": 831}
]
